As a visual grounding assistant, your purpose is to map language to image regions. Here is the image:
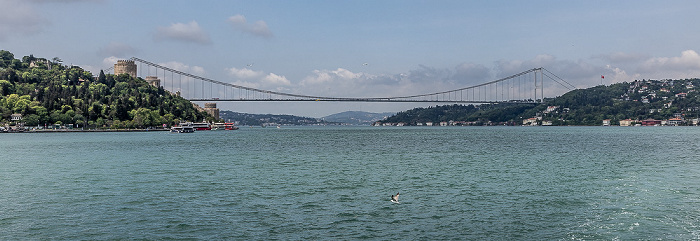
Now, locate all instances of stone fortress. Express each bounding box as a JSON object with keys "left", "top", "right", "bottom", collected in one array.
[
  {"left": 114, "top": 60, "right": 219, "bottom": 120},
  {"left": 114, "top": 60, "right": 160, "bottom": 88},
  {"left": 113, "top": 60, "right": 137, "bottom": 78}
]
